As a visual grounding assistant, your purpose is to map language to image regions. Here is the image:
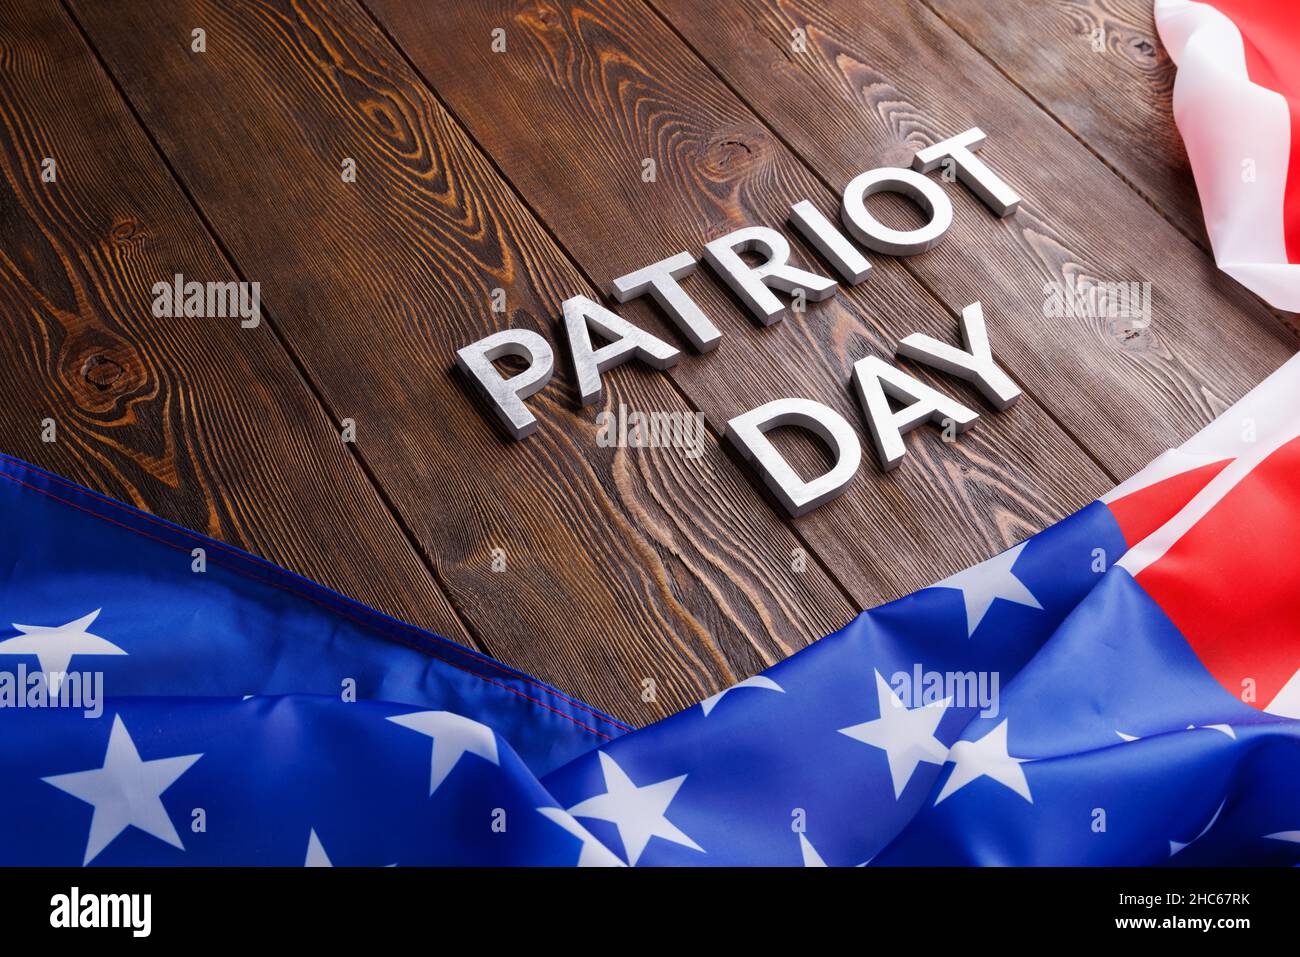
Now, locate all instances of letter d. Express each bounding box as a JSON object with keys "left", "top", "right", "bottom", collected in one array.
[{"left": 725, "top": 398, "right": 861, "bottom": 517}]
